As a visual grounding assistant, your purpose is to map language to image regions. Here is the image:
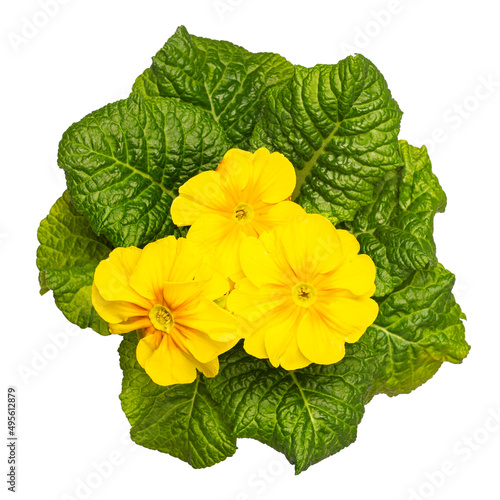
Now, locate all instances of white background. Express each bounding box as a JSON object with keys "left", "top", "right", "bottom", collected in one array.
[{"left": 2, "top": 1, "right": 500, "bottom": 499}]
